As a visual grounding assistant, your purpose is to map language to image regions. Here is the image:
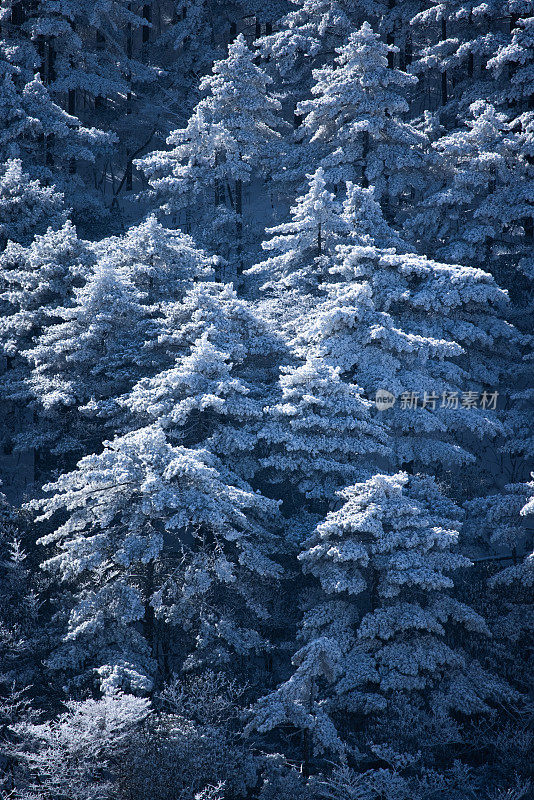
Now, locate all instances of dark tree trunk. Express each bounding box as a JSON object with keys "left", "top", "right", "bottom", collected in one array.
[
  {"left": 236, "top": 177, "right": 243, "bottom": 269},
  {"left": 387, "top": 33, "right": 395, "bottom": 69},
  {"left": 143, "top": 3, "right": 151, "bottom": 43},
  {"left": 362, "top": 130, "right": 370, "bottom": 187},
  {"left": 11, "top": 2, "right": 25, "bottom": 25},
  {"left": 441, "top": 19, "right": 448, "bottom": 106}
]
